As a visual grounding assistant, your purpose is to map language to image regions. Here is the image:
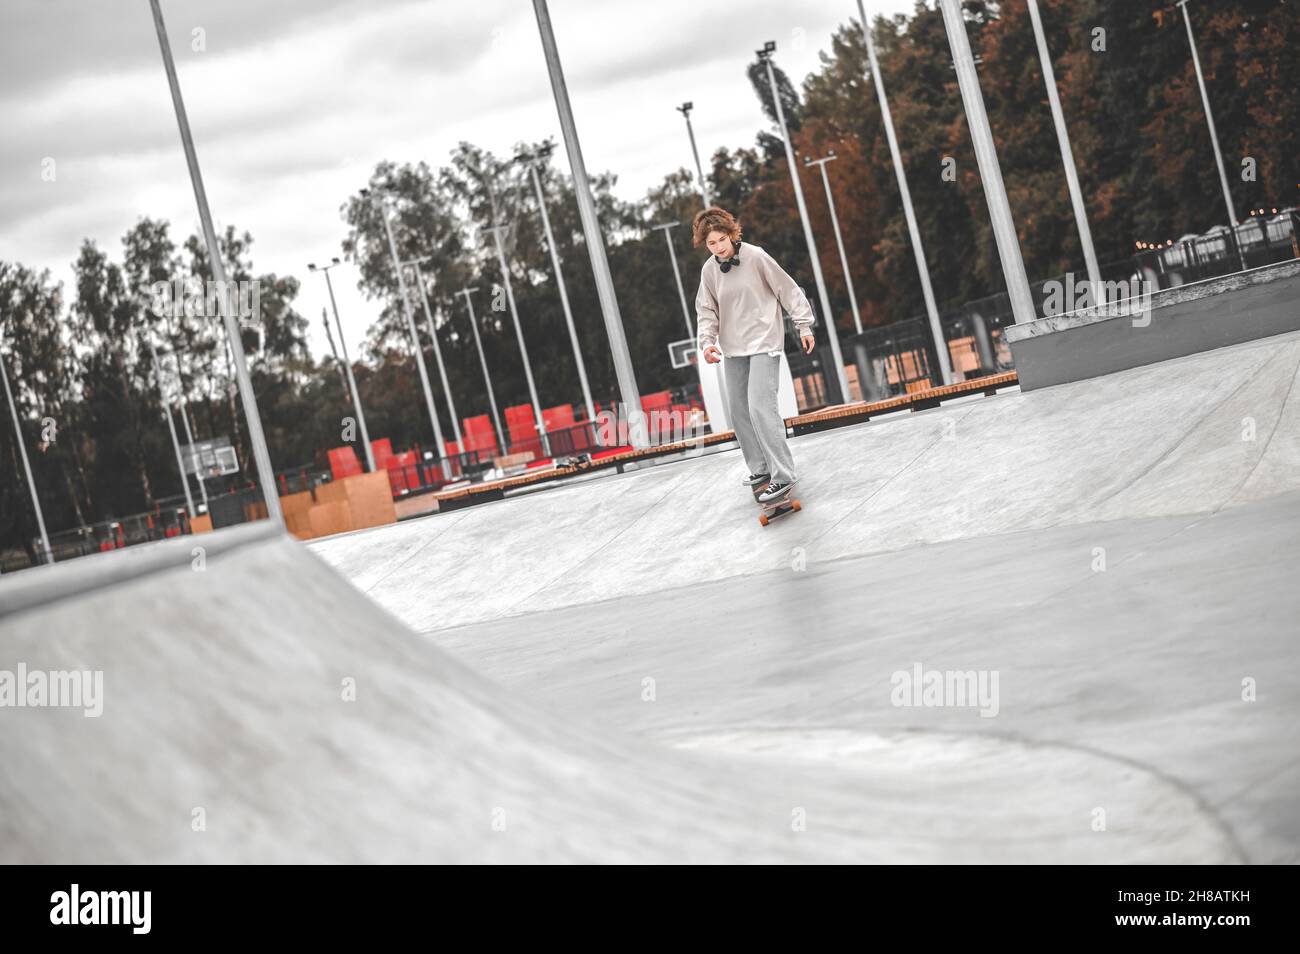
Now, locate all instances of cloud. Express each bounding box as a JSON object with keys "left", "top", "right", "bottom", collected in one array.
[{"left": 1, "top": 0, "right": 911, "bottom": 362}]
